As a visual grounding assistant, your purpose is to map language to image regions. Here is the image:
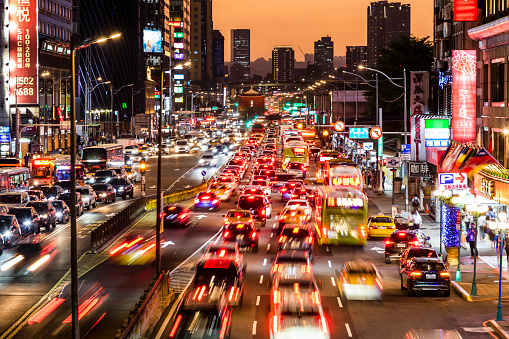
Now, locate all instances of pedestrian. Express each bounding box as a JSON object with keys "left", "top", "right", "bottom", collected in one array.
[
  {"left": 411, "top": 195, "right": 420, "bottom": 213},
  {"left": 382, "top": 171, "right": 386, "bottom": 190},
  {"left": 412, "top": 210, "right": 422, "bottom": 230},
  {"left": 23, "top": 152, "right": 30, "bottom": 168},
  {"left": 478, "top": 213, "right": 487, "bottom": 240},
  {"left": 487, "top": 206, "right": 496, "bottom": 221},
  {"left": 466, "top": 223, "right": 477, "bottom": 258},
  {"left": 505, "top": 236, "right": 509, "bottom": 263}
]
